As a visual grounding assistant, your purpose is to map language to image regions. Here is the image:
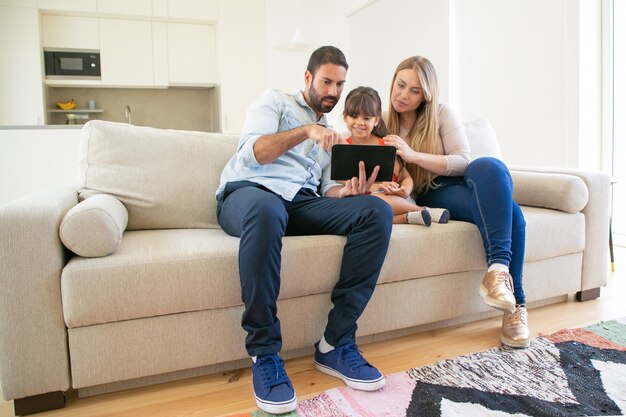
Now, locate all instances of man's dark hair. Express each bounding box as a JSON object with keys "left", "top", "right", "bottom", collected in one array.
[{"left": 306, "top": 46, "right": 349, "bottom": 76}]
